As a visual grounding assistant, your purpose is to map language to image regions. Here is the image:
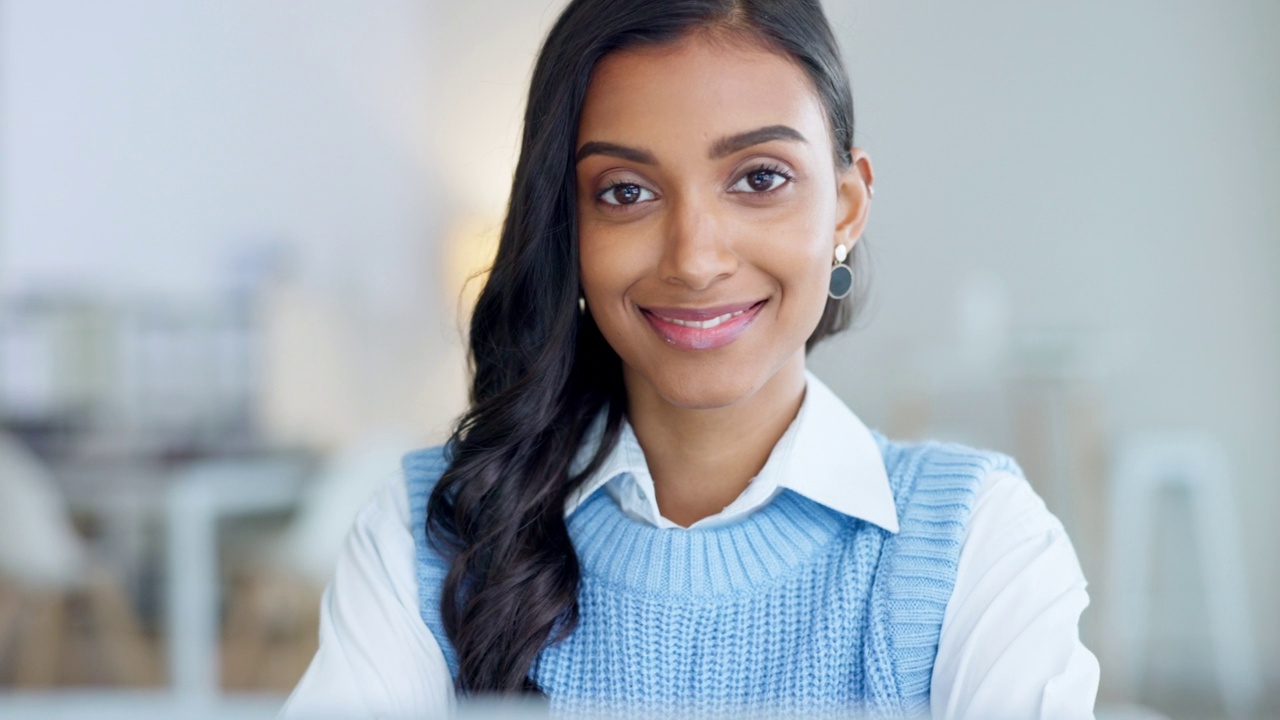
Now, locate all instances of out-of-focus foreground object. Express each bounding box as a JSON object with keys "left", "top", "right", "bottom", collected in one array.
[
  {"left": 1108, "top": 434, "right": 1262, "bottom": 719},
  {"left": 0, "top": 432, "right": 160, "bottom": 687},
  {"left": 220, "top": 432, "right": 415, "bottom": 692}
]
